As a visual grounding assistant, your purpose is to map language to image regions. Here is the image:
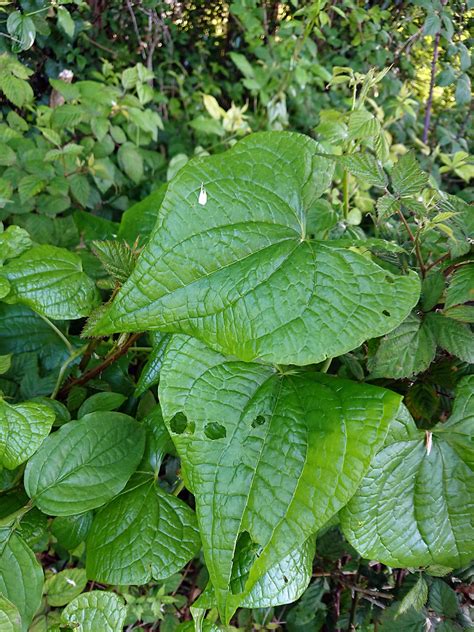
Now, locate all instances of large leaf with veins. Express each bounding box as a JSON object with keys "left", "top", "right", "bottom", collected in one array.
[
  {"left": 159, "top": 335, "right": 401, "bottom": 622},
  {"left": 89, "top": 132, "right": 419, "bottom": 366}
]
